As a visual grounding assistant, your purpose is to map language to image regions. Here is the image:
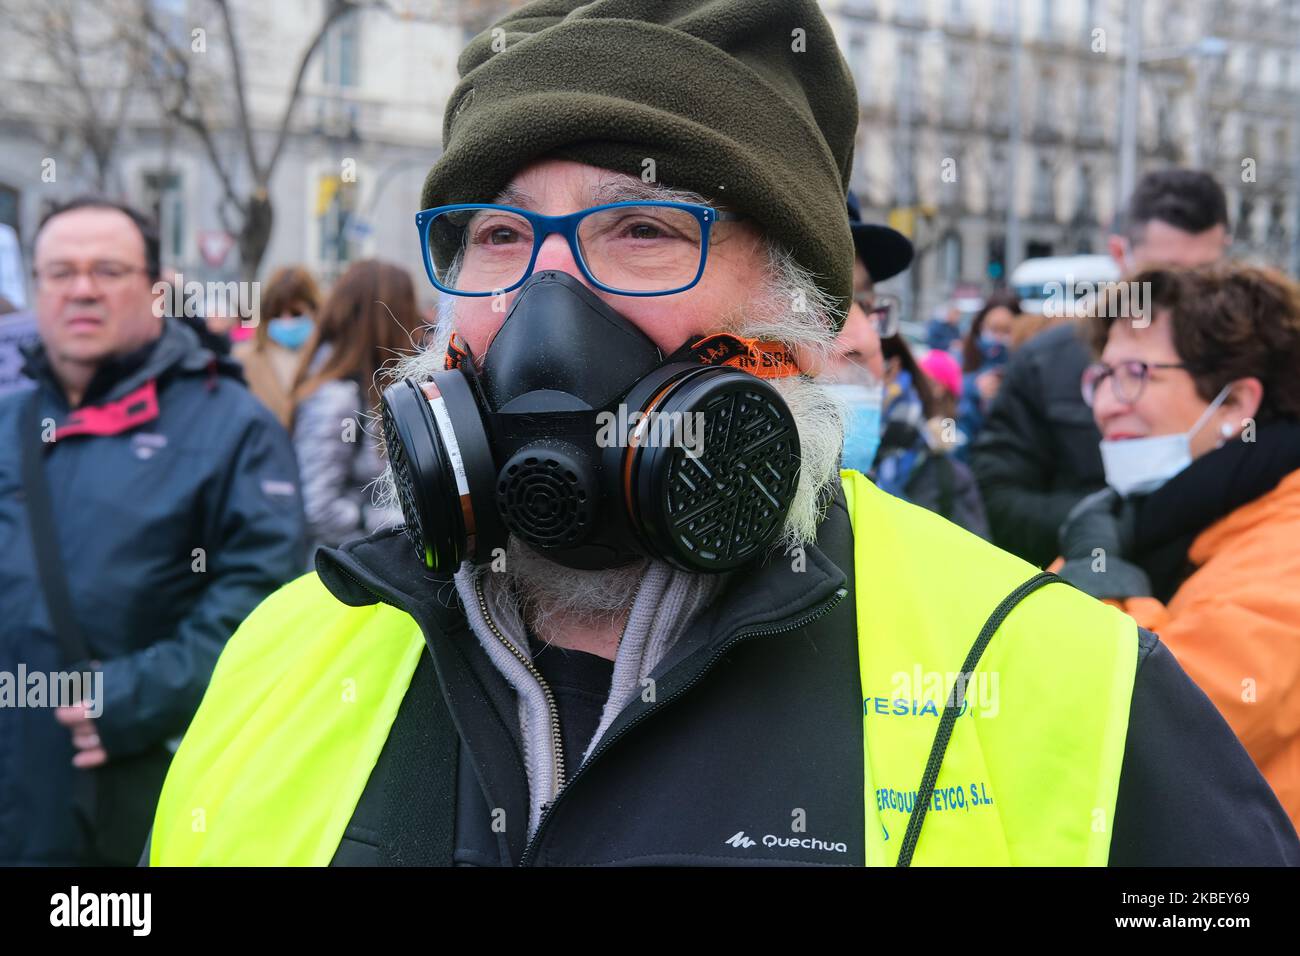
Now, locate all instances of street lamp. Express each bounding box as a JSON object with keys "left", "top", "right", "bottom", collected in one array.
[{"left": 1117, "top": 2, "right": 1228, "bottom": 202}]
